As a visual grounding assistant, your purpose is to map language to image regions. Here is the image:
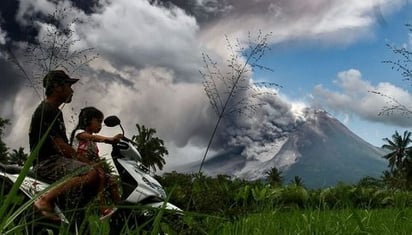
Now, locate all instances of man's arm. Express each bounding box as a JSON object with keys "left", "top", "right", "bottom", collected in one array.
[
  {"left": 52, "top": 136, "right": 92, "bottom": 163},
  {"left": 51, "top": 136, "right": 77, "bottom": 158}
]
